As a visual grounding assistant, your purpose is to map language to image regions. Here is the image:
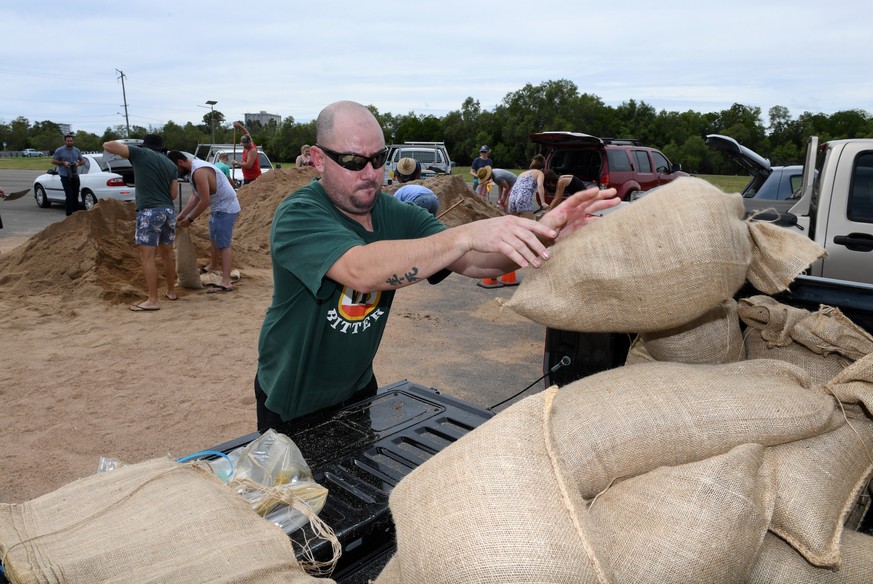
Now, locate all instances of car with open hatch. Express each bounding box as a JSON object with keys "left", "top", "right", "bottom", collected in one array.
[
  {"left": 33, "top": 153, "right": 135, "bottom": 210},
  {"left": 705, "top": 134, "right": 806, "bottom": 211},
  {"left": 529, "top": 132, "right": 688, "bottom": 202}
]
